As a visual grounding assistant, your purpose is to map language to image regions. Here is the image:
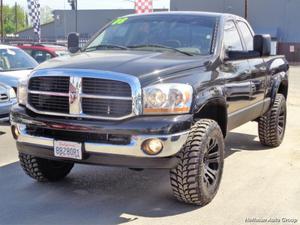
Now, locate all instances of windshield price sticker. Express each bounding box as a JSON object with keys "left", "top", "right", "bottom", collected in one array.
[{"left": 112, "top": 17, "right": 128, "bottom": 25}]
